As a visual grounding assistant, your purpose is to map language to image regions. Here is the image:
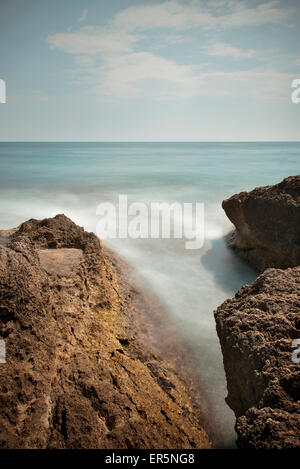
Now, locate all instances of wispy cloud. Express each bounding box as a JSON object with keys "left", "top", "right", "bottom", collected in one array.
[
  {"left": 91, "top": 52, "right": 196, "bottom": 99},
  {"left": 46, "top": 0, "right": 294, "bottom": 102},
  {"left": 113, "top": 0, "right": 291, "bottom": 31},
  {"left": 47, "top": 0, "right": 292, "bottom": 55},
  {"left": 47, "top": 26, "right": 138, "bottom": 54},
  {"left": 78, "top": 8, "right": 88, "bottom": 23},
  {"left": 73, "top": 52, "right": 292, "bottom": 101},
  {"left": 207, "top": 42, "right": 255, "bottom": 58}
]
